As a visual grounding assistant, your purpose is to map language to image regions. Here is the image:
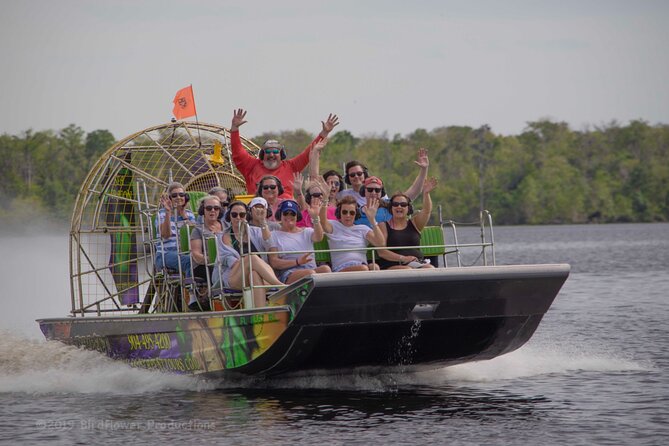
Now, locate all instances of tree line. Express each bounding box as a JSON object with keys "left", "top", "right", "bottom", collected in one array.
[{"left": 1, "top": 119, "right": 667, "bottom": 228}]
